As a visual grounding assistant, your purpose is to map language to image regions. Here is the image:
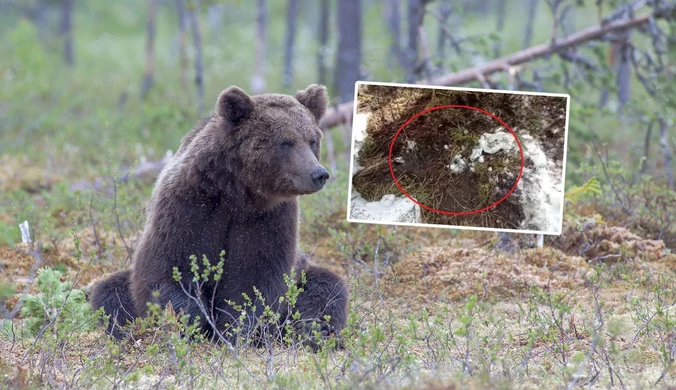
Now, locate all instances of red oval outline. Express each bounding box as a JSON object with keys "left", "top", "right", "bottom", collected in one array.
[{"left": 388, "top": 105, "right": 525, "bottom": 216}]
